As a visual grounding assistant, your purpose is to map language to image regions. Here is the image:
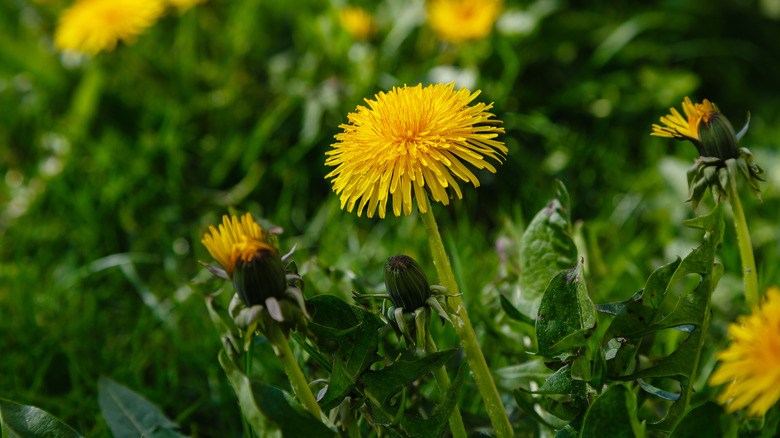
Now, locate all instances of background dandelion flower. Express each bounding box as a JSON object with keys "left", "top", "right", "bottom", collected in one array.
[
  {"left": 55, "top": 0, "right": 165, "bottom": 54},
  {"left": 339, "top": 6, "right": 376, "bottom": 40},
  {"left": 201, "top": 213, "right": 277, "bottom": 278},
  {"left": 325, "top": 83, "right": 506, "bottom": 219},
  {"left": 427, "top": 0, "right": 502, "bottom": 44},
  {"left": 709, "top": 286, "right": 780, "bottom": 416}
]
